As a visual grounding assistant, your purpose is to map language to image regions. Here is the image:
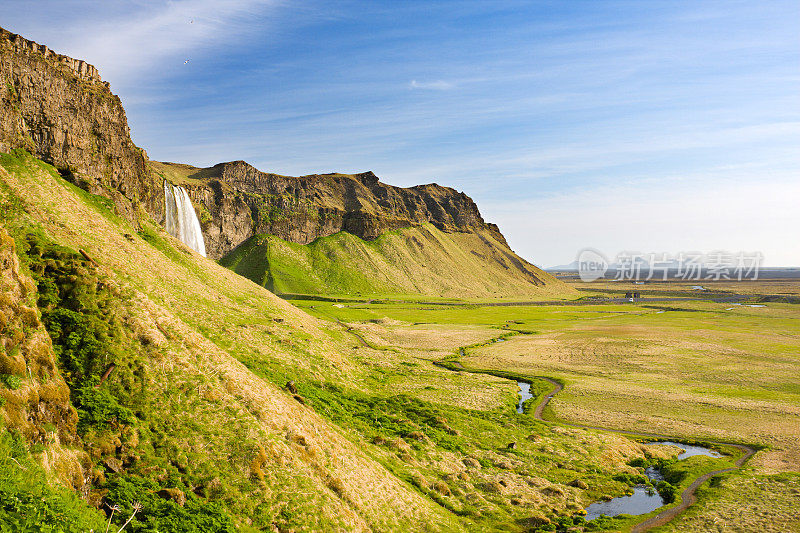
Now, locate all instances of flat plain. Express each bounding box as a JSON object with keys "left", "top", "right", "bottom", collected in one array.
[{"left": 295, "top": 281, "right": 800, "bottom": 532}]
